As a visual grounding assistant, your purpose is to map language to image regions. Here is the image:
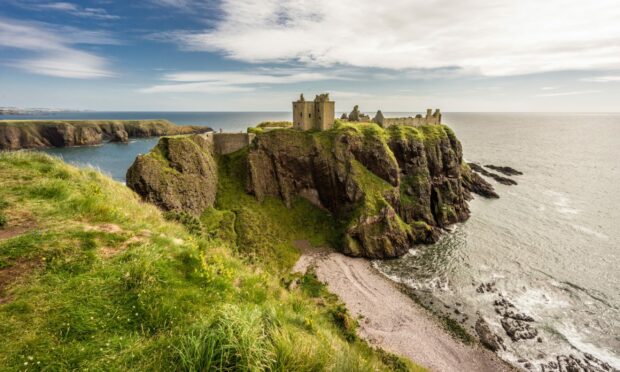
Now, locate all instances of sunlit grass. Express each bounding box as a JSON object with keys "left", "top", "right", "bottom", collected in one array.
[{"left": 0, "top": 151, "right": 422, "bottom": 371}]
